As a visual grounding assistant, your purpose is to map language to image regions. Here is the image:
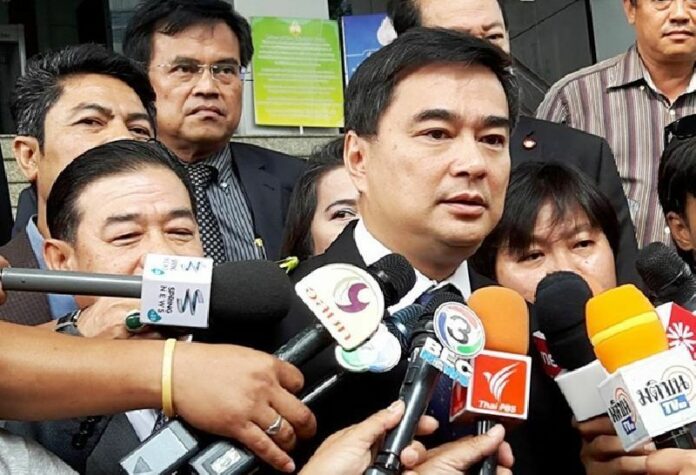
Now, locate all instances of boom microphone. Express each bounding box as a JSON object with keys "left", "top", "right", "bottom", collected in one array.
[{"left": 0, "top": 259, "right": 293, "bottom": 328}]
